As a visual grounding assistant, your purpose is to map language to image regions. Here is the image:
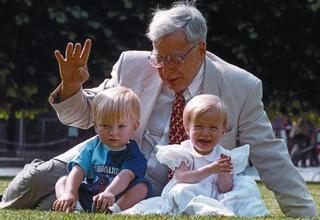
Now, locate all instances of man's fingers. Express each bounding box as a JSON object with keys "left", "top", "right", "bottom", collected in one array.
[
  {"left": 73, "top": 43, "right": 81, "bottom": 58},
  {"left": 78, "top": 66, "right": 89, "bottom": 81},
  {"left": 54, "top": 50, "right": 65, "bottom": 64},
  {"left": 66, "top": 42, "right": 74, "bottom": 60},
  {"left": 80, "top": 39, "right": 92, "bottom": 64}
]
